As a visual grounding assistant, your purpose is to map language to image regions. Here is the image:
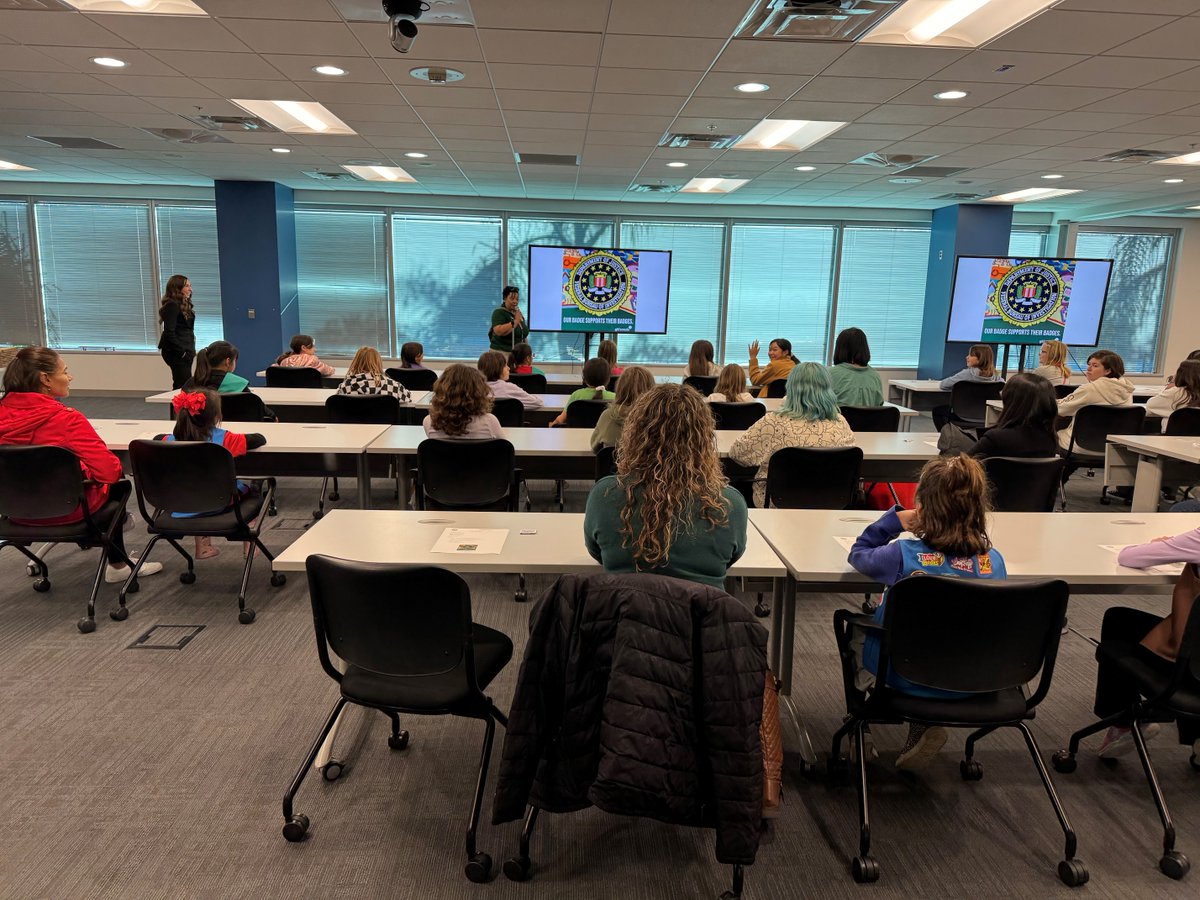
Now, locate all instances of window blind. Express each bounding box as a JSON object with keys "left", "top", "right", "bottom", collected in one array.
[
  {"left": 0, "top": 200, "right": 40, "bottom": 347},
  {"left": 1009, "top": 229, "right": 1048, "bottom": 257},
  {"left": 155, "top": 205, "right": 223, "bottom": 347}
]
